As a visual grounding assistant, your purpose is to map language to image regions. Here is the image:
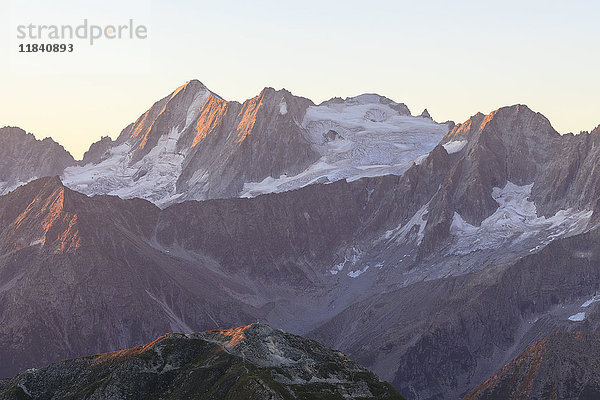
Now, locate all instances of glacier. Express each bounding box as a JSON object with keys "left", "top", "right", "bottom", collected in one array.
[{"left": 241, "top": 96, "right": 447, "bottom": 197}]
